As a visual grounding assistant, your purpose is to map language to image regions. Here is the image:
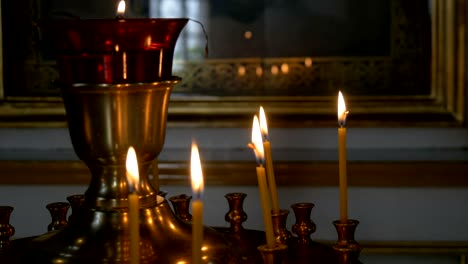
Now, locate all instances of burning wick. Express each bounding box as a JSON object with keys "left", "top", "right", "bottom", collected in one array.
[{"left": 116, "top": 0, "right": 126, "bottom": 19}]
